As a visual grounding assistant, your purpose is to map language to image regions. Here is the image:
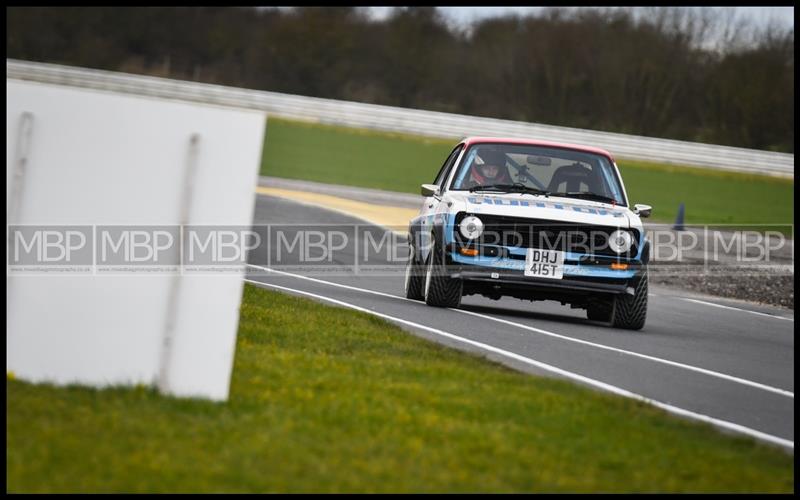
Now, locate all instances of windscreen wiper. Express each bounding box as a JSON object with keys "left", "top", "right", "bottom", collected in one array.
[
  {"left": 513, "top": 185, "right": 550, "bottom": 197},
  {"left": 555, "top": 191, "right": 619, "bottom": 204},
  {"left": 468, "top": 183, "right": 514, "bottom": 192},
  {"left": 469, "top": 183, "right": 550, "bottom": 197}
]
